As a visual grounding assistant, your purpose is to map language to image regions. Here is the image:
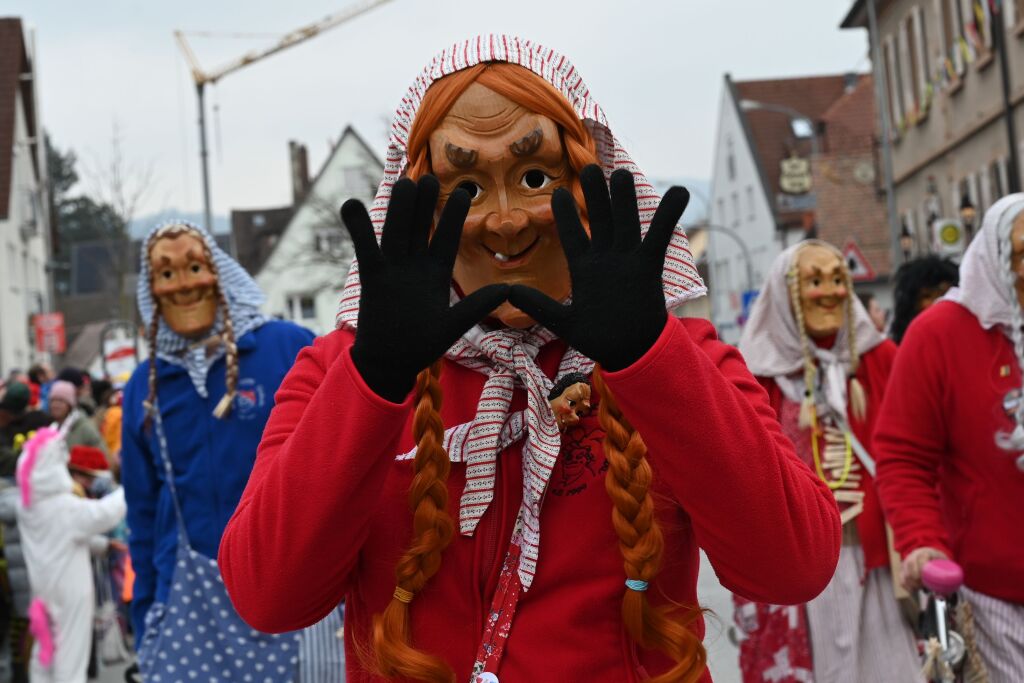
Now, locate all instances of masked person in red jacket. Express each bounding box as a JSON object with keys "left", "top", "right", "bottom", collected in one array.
[
  {"left": 875, "top": 194, "right": 1024, "bottom": 682},
  {"left": 218, "top": 35, "right": 841, "bottom": 683},
  {"left": 734, "top": 241, "right": 920, "bottom": 683}
]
